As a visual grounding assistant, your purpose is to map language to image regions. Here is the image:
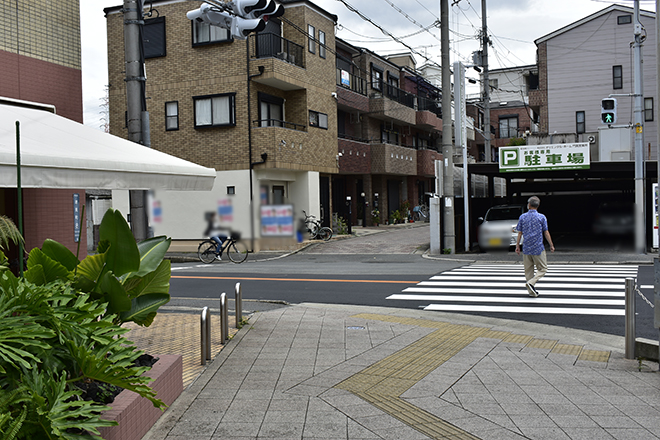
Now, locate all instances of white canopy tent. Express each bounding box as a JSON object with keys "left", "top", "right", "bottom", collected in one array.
[{"left": 0, "top": 99, "right": 216, "bottom": 190}]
